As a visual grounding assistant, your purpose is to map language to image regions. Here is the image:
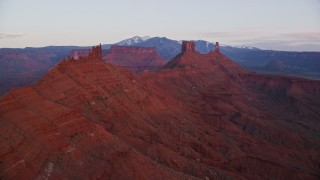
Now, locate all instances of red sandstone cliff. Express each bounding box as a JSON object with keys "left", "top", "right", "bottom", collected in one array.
[
  {"left": 163, "top": 41, "right": 247, "bottom": 75},
  {"left": 105, "top": 46, "right": 167, "bottom": 73},
  {"left": 0, "top": 43, "right": 319, "bottom": 179}
]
